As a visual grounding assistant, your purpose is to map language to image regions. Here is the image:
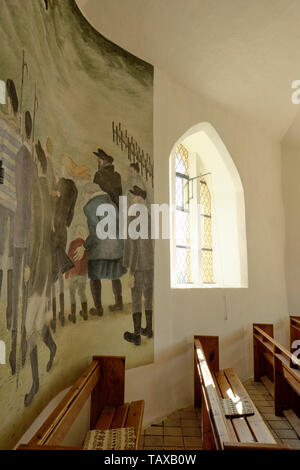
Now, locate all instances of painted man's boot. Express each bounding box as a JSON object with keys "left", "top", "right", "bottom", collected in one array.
[
  {"left": 42, "top": 324, "right": 57, "bottom": 372},
  {"left": 90, "top": 280, "right": 103, "bottom": 317},
  {"left": 68, "top": 303, "right": 76, "bottom": 324},
  {"left": 50, "top": 296, "right": 56, "bottom": 333},
  {"left": 9, "top": 329, "right": 17, "bottom": 375},
  {"left": 109, "top": 295, "right": 123, "bottom": 312},
  {"left": 80, "top": 302, "right": 88, "bottom": 320},
  {"left": 58, "top": 292, "right": 65, "bottom": 326},
  {"left": 24, "top": 346, "right": 39, "bottom": 407},
  {"left": 141, "top": 310, "right": 153, "bottom": 339},
  {"left": 124, "top": 312, "right": 141, "bottom": 346},
  {"left": 6, "top": 269, "right": 13, "bottom": 330}
]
